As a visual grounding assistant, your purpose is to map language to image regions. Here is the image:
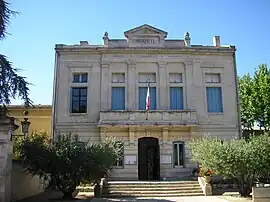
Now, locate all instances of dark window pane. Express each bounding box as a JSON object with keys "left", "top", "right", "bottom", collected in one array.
[
  {"left": 71, "top": 87, "right": 88, "bottom": 113},
  {"left": 81, "top": 73, "right": 88, "bottom": 83},
  {"left": 73, "top": 75, "right": 80, "bottom": 83},
  {"left": 72, "top": 88, "right": 80, "bottom": 96},
  {"left": 178, "top": 144, "right": 184, "bottom": 166},
  {"left": 173, "top": 143, "right": 178, "bottom": 166}
]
